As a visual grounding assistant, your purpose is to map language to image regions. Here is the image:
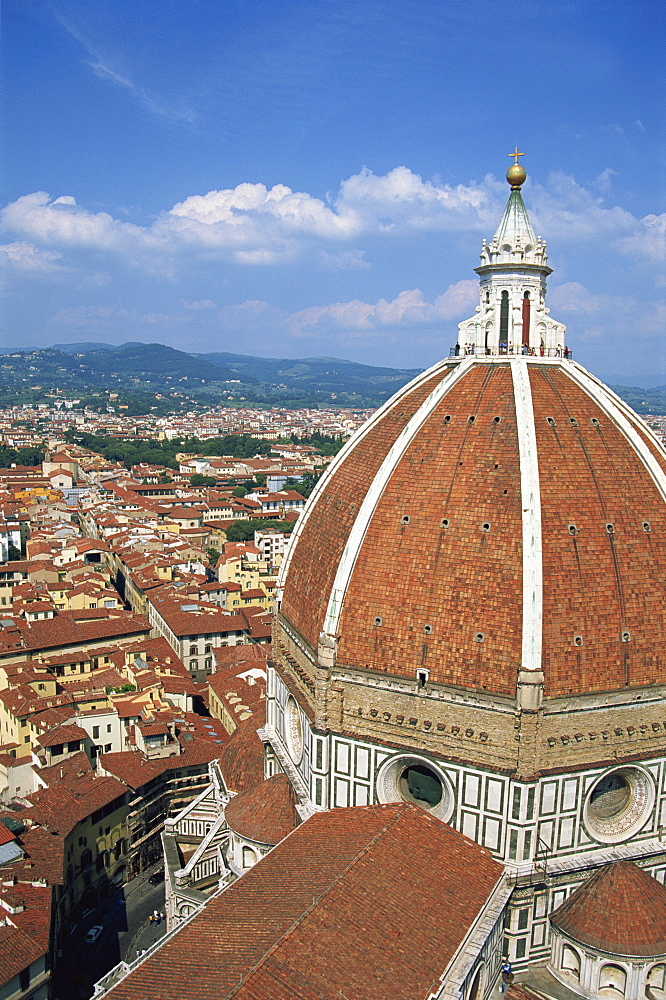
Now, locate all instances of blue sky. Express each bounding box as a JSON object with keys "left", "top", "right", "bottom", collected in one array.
[{"left": 2, "top": 0, "right": 664, "bottom": 385}]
